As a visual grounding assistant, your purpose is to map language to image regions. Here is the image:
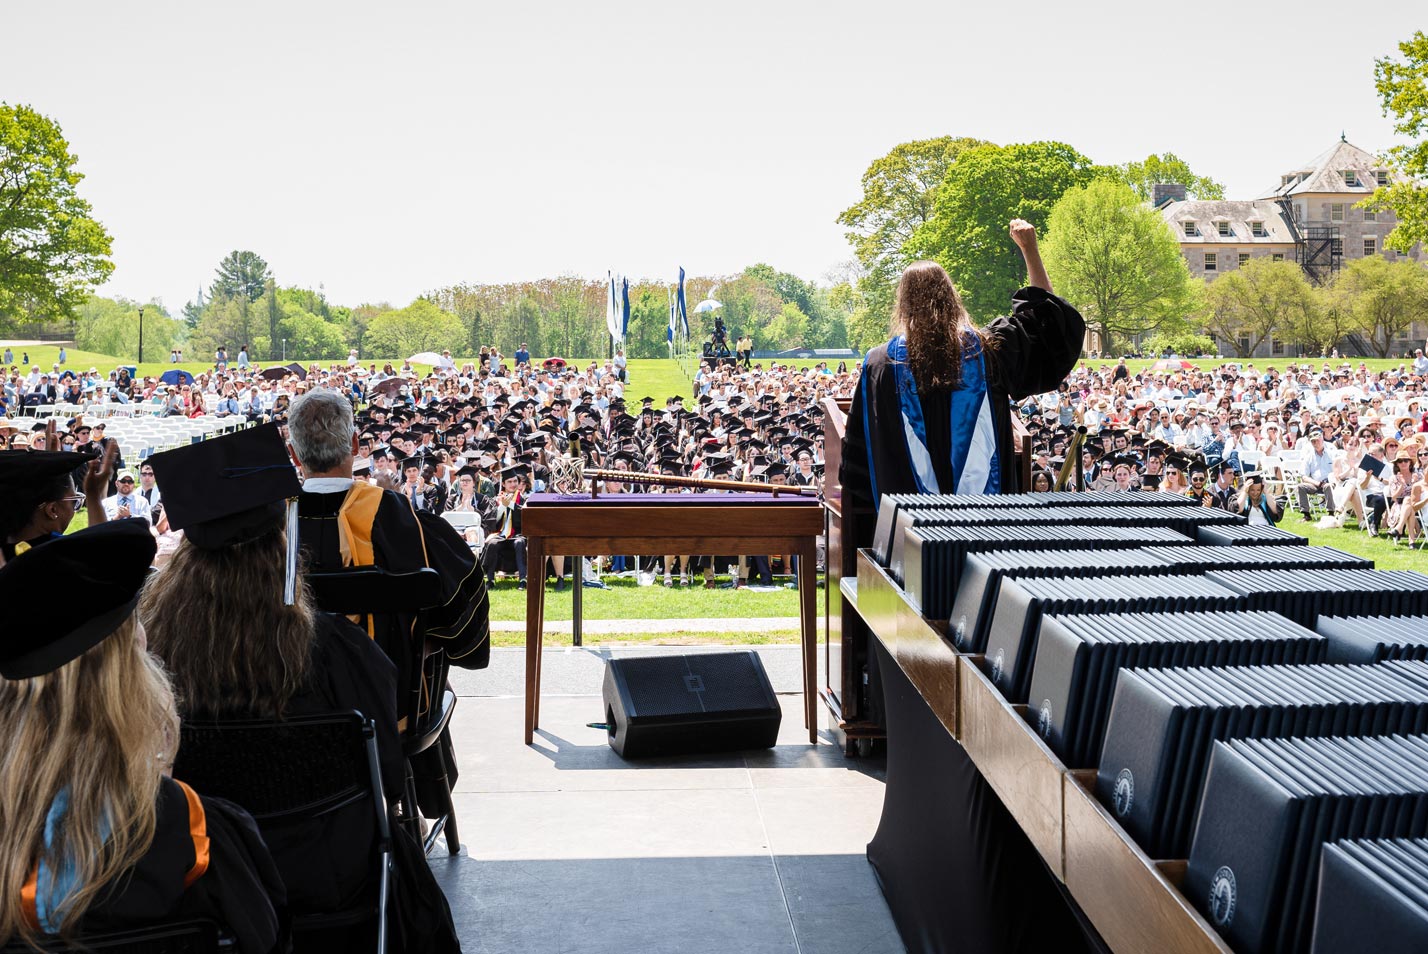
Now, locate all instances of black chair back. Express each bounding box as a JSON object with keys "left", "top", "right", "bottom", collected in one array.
[{"left": 175, "top": 713, "right": 372, "bottom": 822}]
